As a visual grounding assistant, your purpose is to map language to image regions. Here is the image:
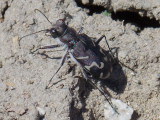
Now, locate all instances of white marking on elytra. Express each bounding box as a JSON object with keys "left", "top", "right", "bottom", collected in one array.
[
  {"left": 100, "top": 72, "right": 104, "bottom": 79},
  {"left": 100, "top": 48, "right": 106, "bottom": 55},
  {"left": 69, "top": 51, "right": 91, "bottom": 79},
  {"left": 104, "top": 57, "right": 108, "bottom": 62},
  {"left": 102, "top": 72, "right": 110, "bottom": 79},
  {"left": 69, "top": 51, "right": 81, "bottom": 66},
  {"left": 85, "top": 61, "right": 104, "bottom": 70},
  {"left": 99, "top": 71, "right": 111, "bottom": 79},
  {"left": 69, "top": 50, "right": 111, "bottom": 80},
  {"left": 92, "top": 40, "right": 96, "bottom": 46},
  {"left": 76, "top": 56, "right": 89, "bottom": 60}
]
